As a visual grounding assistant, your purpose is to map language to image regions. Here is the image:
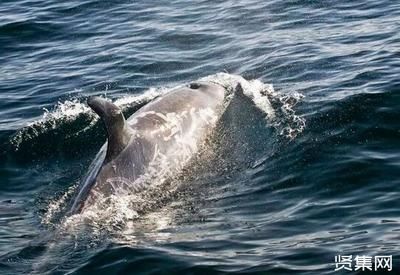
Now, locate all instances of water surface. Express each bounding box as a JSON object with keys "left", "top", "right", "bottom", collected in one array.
[{"left": 1, "top": 0, "right": 399, "bottom": 274}]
